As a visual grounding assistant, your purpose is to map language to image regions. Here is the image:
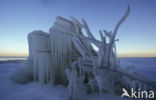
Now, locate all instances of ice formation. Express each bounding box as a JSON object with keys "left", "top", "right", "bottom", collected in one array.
[{"left": 11, "top": 5, "right": 156, "bottom": 100}]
